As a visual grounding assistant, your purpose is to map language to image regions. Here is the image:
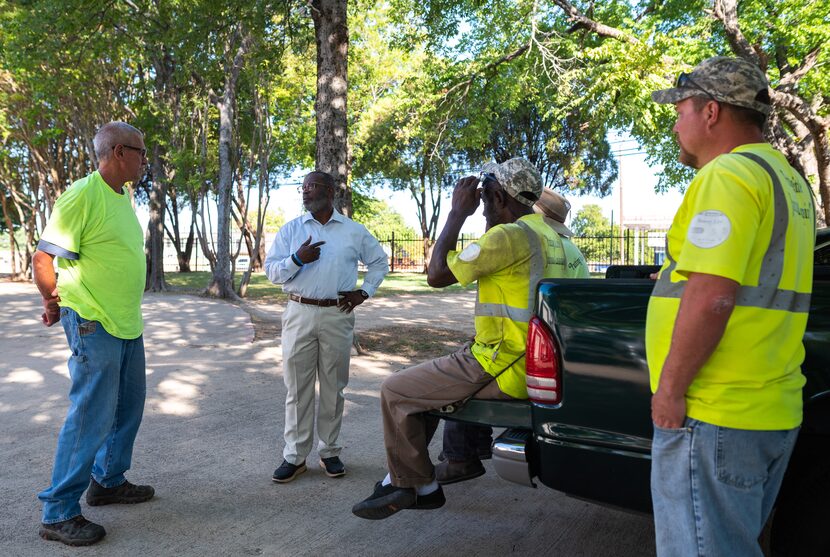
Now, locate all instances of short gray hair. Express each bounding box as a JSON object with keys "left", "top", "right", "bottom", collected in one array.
[{"left": 93, "top": 122, "right": 143, "bottom": 161}]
